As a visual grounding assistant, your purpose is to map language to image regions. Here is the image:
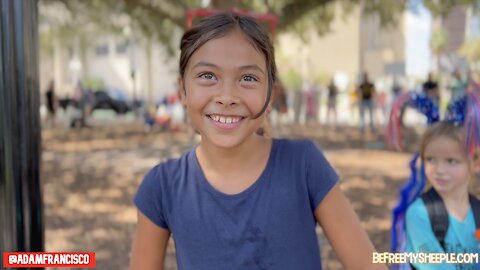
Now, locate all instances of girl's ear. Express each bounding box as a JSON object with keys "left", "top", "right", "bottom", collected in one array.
[
  {"left": 470, "top": 148, "right": 480, "bottom": 176},
  {"left": 266, "top": 83, "right": 276, "bottom": 114},
  {"left": 473, "top": 148, "right": 480, "bottom": 175},
  {"left": 267, "top": 103, "right": 272, "bottom": 114},
  {"left": 178, "top": 76, "right": 187, "bottom": 106}
]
